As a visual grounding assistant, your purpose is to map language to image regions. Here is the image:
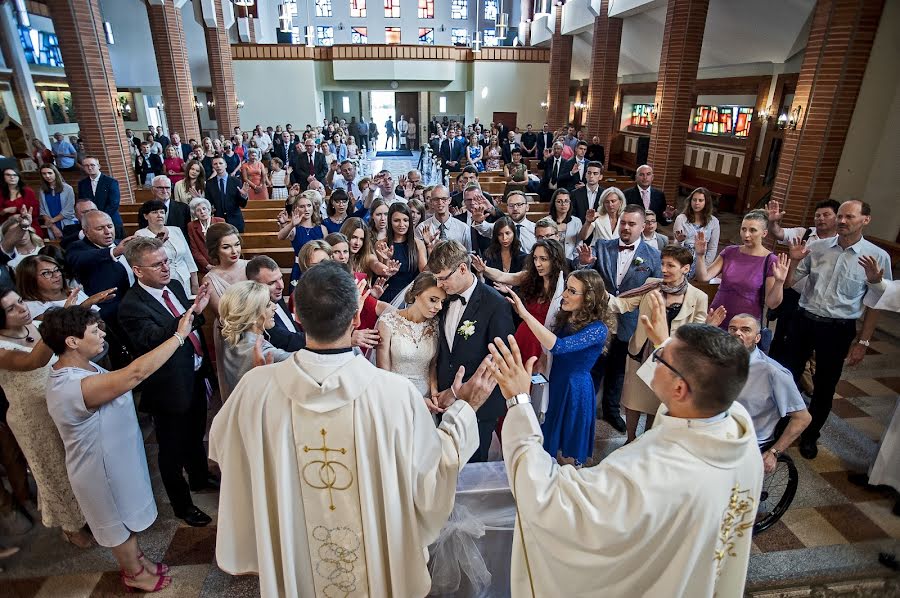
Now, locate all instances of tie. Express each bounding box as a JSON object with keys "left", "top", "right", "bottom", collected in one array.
[
  {"left": 618, "top": 244, "right": 635, "bottom": 252},
  {"left": 447, "top": 294, "right": 467, "bottom": 305},
  {"left": 308, "top": 153, "right": 313, "bottom": 165},
  {"left": 552, "top": 159, "right": 559, "bottom": 181},
  {"left": 219, "top": 177, "right": 225, "bottom": 198},
  {"left": 161, "top": 290, "right": 202, "bottom": 356},
  {"left": 515, "top": 224, "right": 523, "bottom": 237},
  {"left": 438, "top": 223, "right": 447, "bottom": 240}
]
